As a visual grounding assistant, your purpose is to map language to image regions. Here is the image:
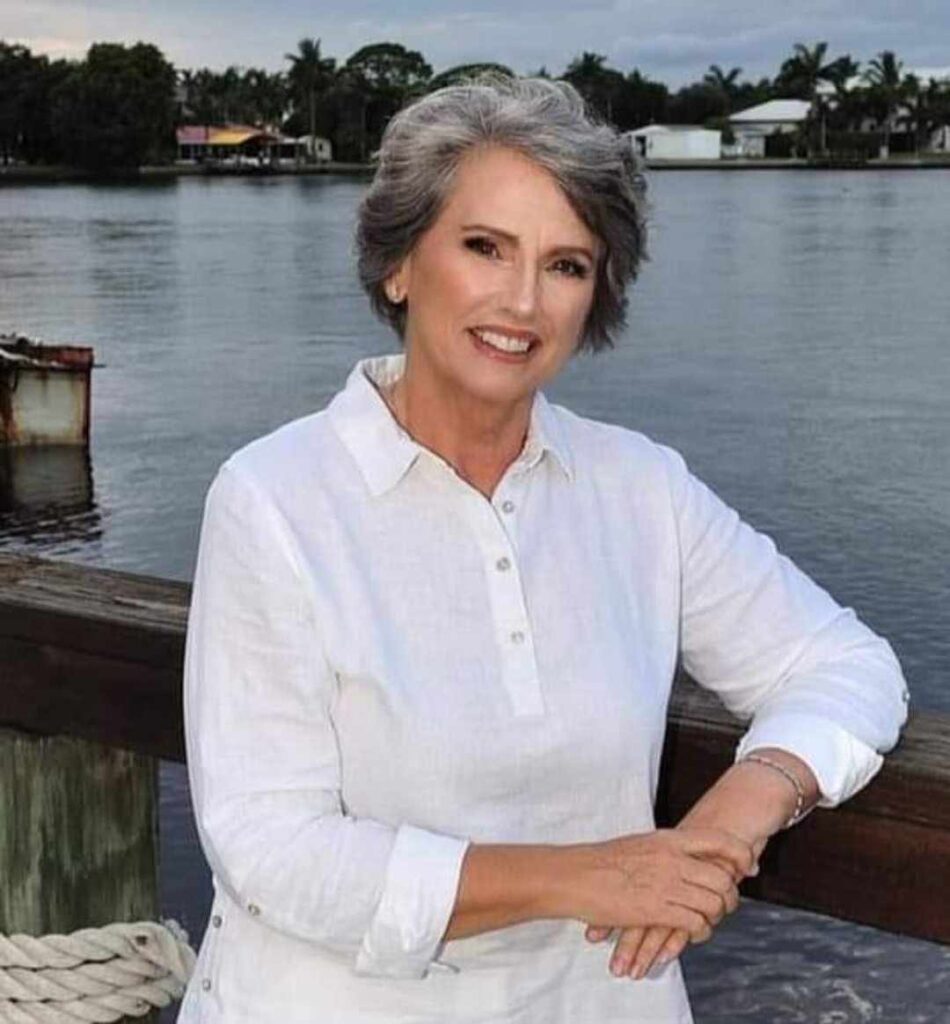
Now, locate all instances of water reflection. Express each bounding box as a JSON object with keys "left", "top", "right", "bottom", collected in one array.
[{"left": 0, "top": 445, "right": 100, "bottom": 547}]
